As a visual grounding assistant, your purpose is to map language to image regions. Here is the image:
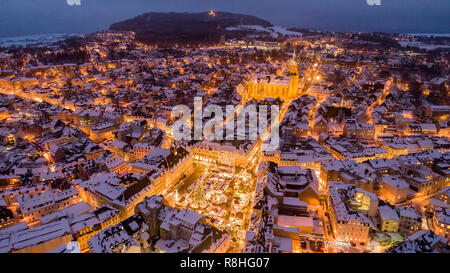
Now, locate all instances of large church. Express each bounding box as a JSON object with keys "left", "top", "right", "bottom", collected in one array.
[{"left": 243, "top": 52, "right": 299, "bottom": 102}]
